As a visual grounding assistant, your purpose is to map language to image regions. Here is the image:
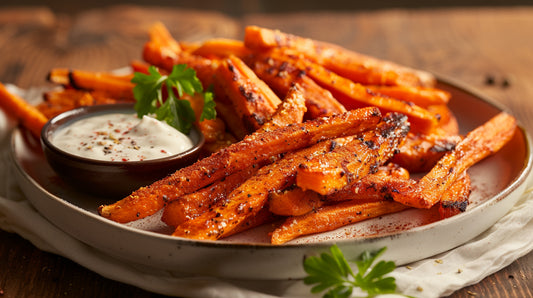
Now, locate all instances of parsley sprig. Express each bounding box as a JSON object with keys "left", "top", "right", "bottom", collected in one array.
[
  {"left": 304, "top": 245, "right": 402, "bottom": 298},
  {"left": 131, "top": 64, "right": 216, "bottom": 134}
]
